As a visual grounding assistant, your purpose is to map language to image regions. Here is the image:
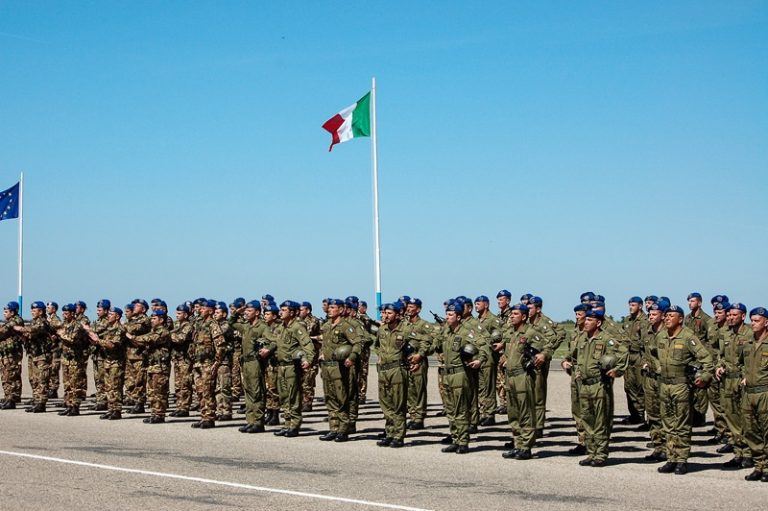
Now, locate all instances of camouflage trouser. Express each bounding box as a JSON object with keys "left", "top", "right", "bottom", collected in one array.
[
  {"left": 478, "top": 362, "right": 497, "bottom": 419},
  {"left": 124, "top": 357, "right": 147, "bottom": 405},
  {"left": 722, "top": 377, "right": 749, "bottom": 459},
  {"left": 742, "top": 389, "right": 768, "bottom": 472},
  {"left": 379, "top": 364, "right": 407, "bottom": 441},
  {"left": 407, "top": 359, "right": 428, "bottom": 422},
  {"left": 624, "top": 352, "right": 645, "bottom": 419},
  {"left": 93, "top": 356, "right": 106, "bottom": 405},
  {"left": 579, "top": 380, "right": 613, "bottom": 462},
  {"left": 172, "top": 356, "right": 193, "bottom": 412},
  {"left": 102, "top": 359, "right": 124, "bottom": 413},
  {"left": 62, "top": 357, "right": 87, "bottom": 408},
  {"left": 215, "top": 364, "right": 232, "bottom": 415},
  {"left": 0, "top": 351, "right": 23, "bottom": 402},
  {"left": 708, "top": 379, "right": 727, "bottom": 436},
  {"left": 644, "top": 374, "right": 664, "bottom": 450},
  {"left": 570, "top": 375, "right": 585, "bottom": 445},
  {"left": 265, "top": 363, "right": 279, "bottom": 411},
  {"left": 441, "top": 369, "right": 471, "bottom": 447},
  {"left": 147, "top": 365, "right": 170, "bottom": 417},
  {"left": 277, "top": 363, "right": 303, "bottom": 429},
  {"left": 28, "top": 355, "right": 51, "bottom": 405},
  {"left": 49, "top": 355, "right": 62, "bottom": 394},
  {"left": 505, "top": 369, "right": 536, "bottom": 450},
  {"left": 301, "top": 361, "right": 318, "bottom": 408},
  {"left": 358, "top": 345, "right": 370, "bottom": 402},
  {"left": 193, "top": 361, "right": 216, "bottom": 422},
  {"left": 533, "top": 360, "right": 551, "bottom": 430},
  {"left": 496, "top": 355, "right": 507, "bottom": 406},
  {"left": 660, "top": 382, "right": 693, "bottom": 462},
  {"left": 242, "top": 359, "right": 266, "bottom": 425},
  {"left": 321, "top": 363, "right": 355, "bottom": 434},
  {"left": 231, "top": 345, "right": 242, "bottom": 399}
]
